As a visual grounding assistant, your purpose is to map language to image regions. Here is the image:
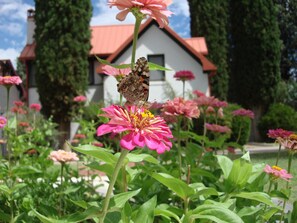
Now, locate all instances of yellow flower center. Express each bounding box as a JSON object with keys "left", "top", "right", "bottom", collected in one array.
[
  {"left": 272, "top": 165, "right": 282, "bottom": 171},
  {"left": 130, "top": 109, "right": 154, "bottom": 129},
  {"left": 3, "top": 76, "right": 12, "bottom": 79},
  {"left": 289, "top": 134, "right": 297, "bottom": 141}
]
